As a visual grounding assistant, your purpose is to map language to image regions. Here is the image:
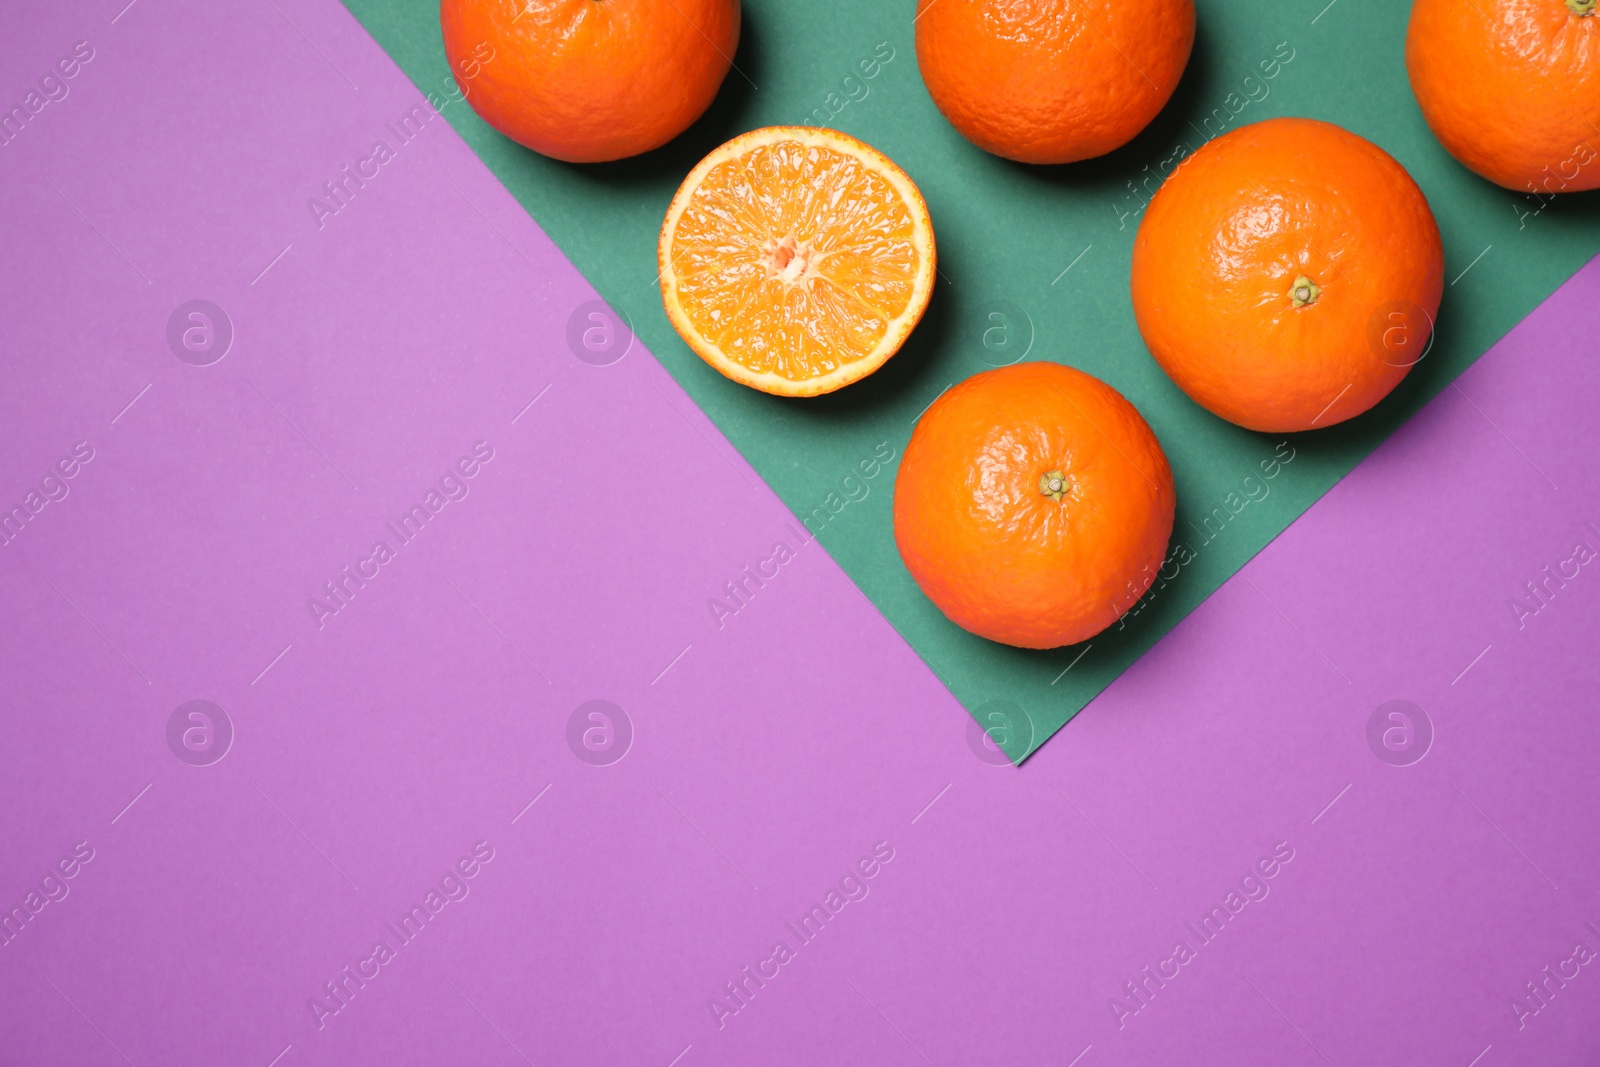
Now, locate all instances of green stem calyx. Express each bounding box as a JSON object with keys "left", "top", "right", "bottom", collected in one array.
[
  {"left": 1289, "top": 274, "right": 1321, "bottom": 309},
  {"left": 1039, "top": 470, "right": 1071, "bottom": 502},
  {"left": 1569, "top": 0, "right": 1596, "bottom": 16}
]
